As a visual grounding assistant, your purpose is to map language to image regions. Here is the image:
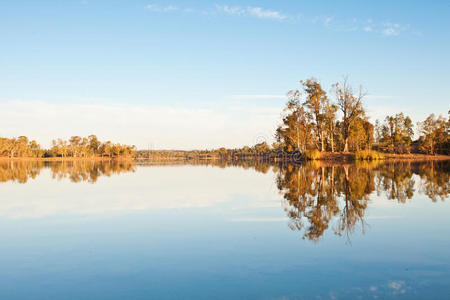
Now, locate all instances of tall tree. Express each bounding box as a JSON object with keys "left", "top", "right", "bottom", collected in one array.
[
  {"left": 302, "top": 78, "right": 329, "bottom": 152},
  {"left": 418, "top": 114, "right": 448, "bottom": 154},
  {"left": 378, "top": 113, "right": 414, "bottom": 153},
  {"left": 276, "top": 93, "right": 312, "bottom": 152},
  {"left": 332, "top": 78, "right": 366, "bottom": 152}
]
